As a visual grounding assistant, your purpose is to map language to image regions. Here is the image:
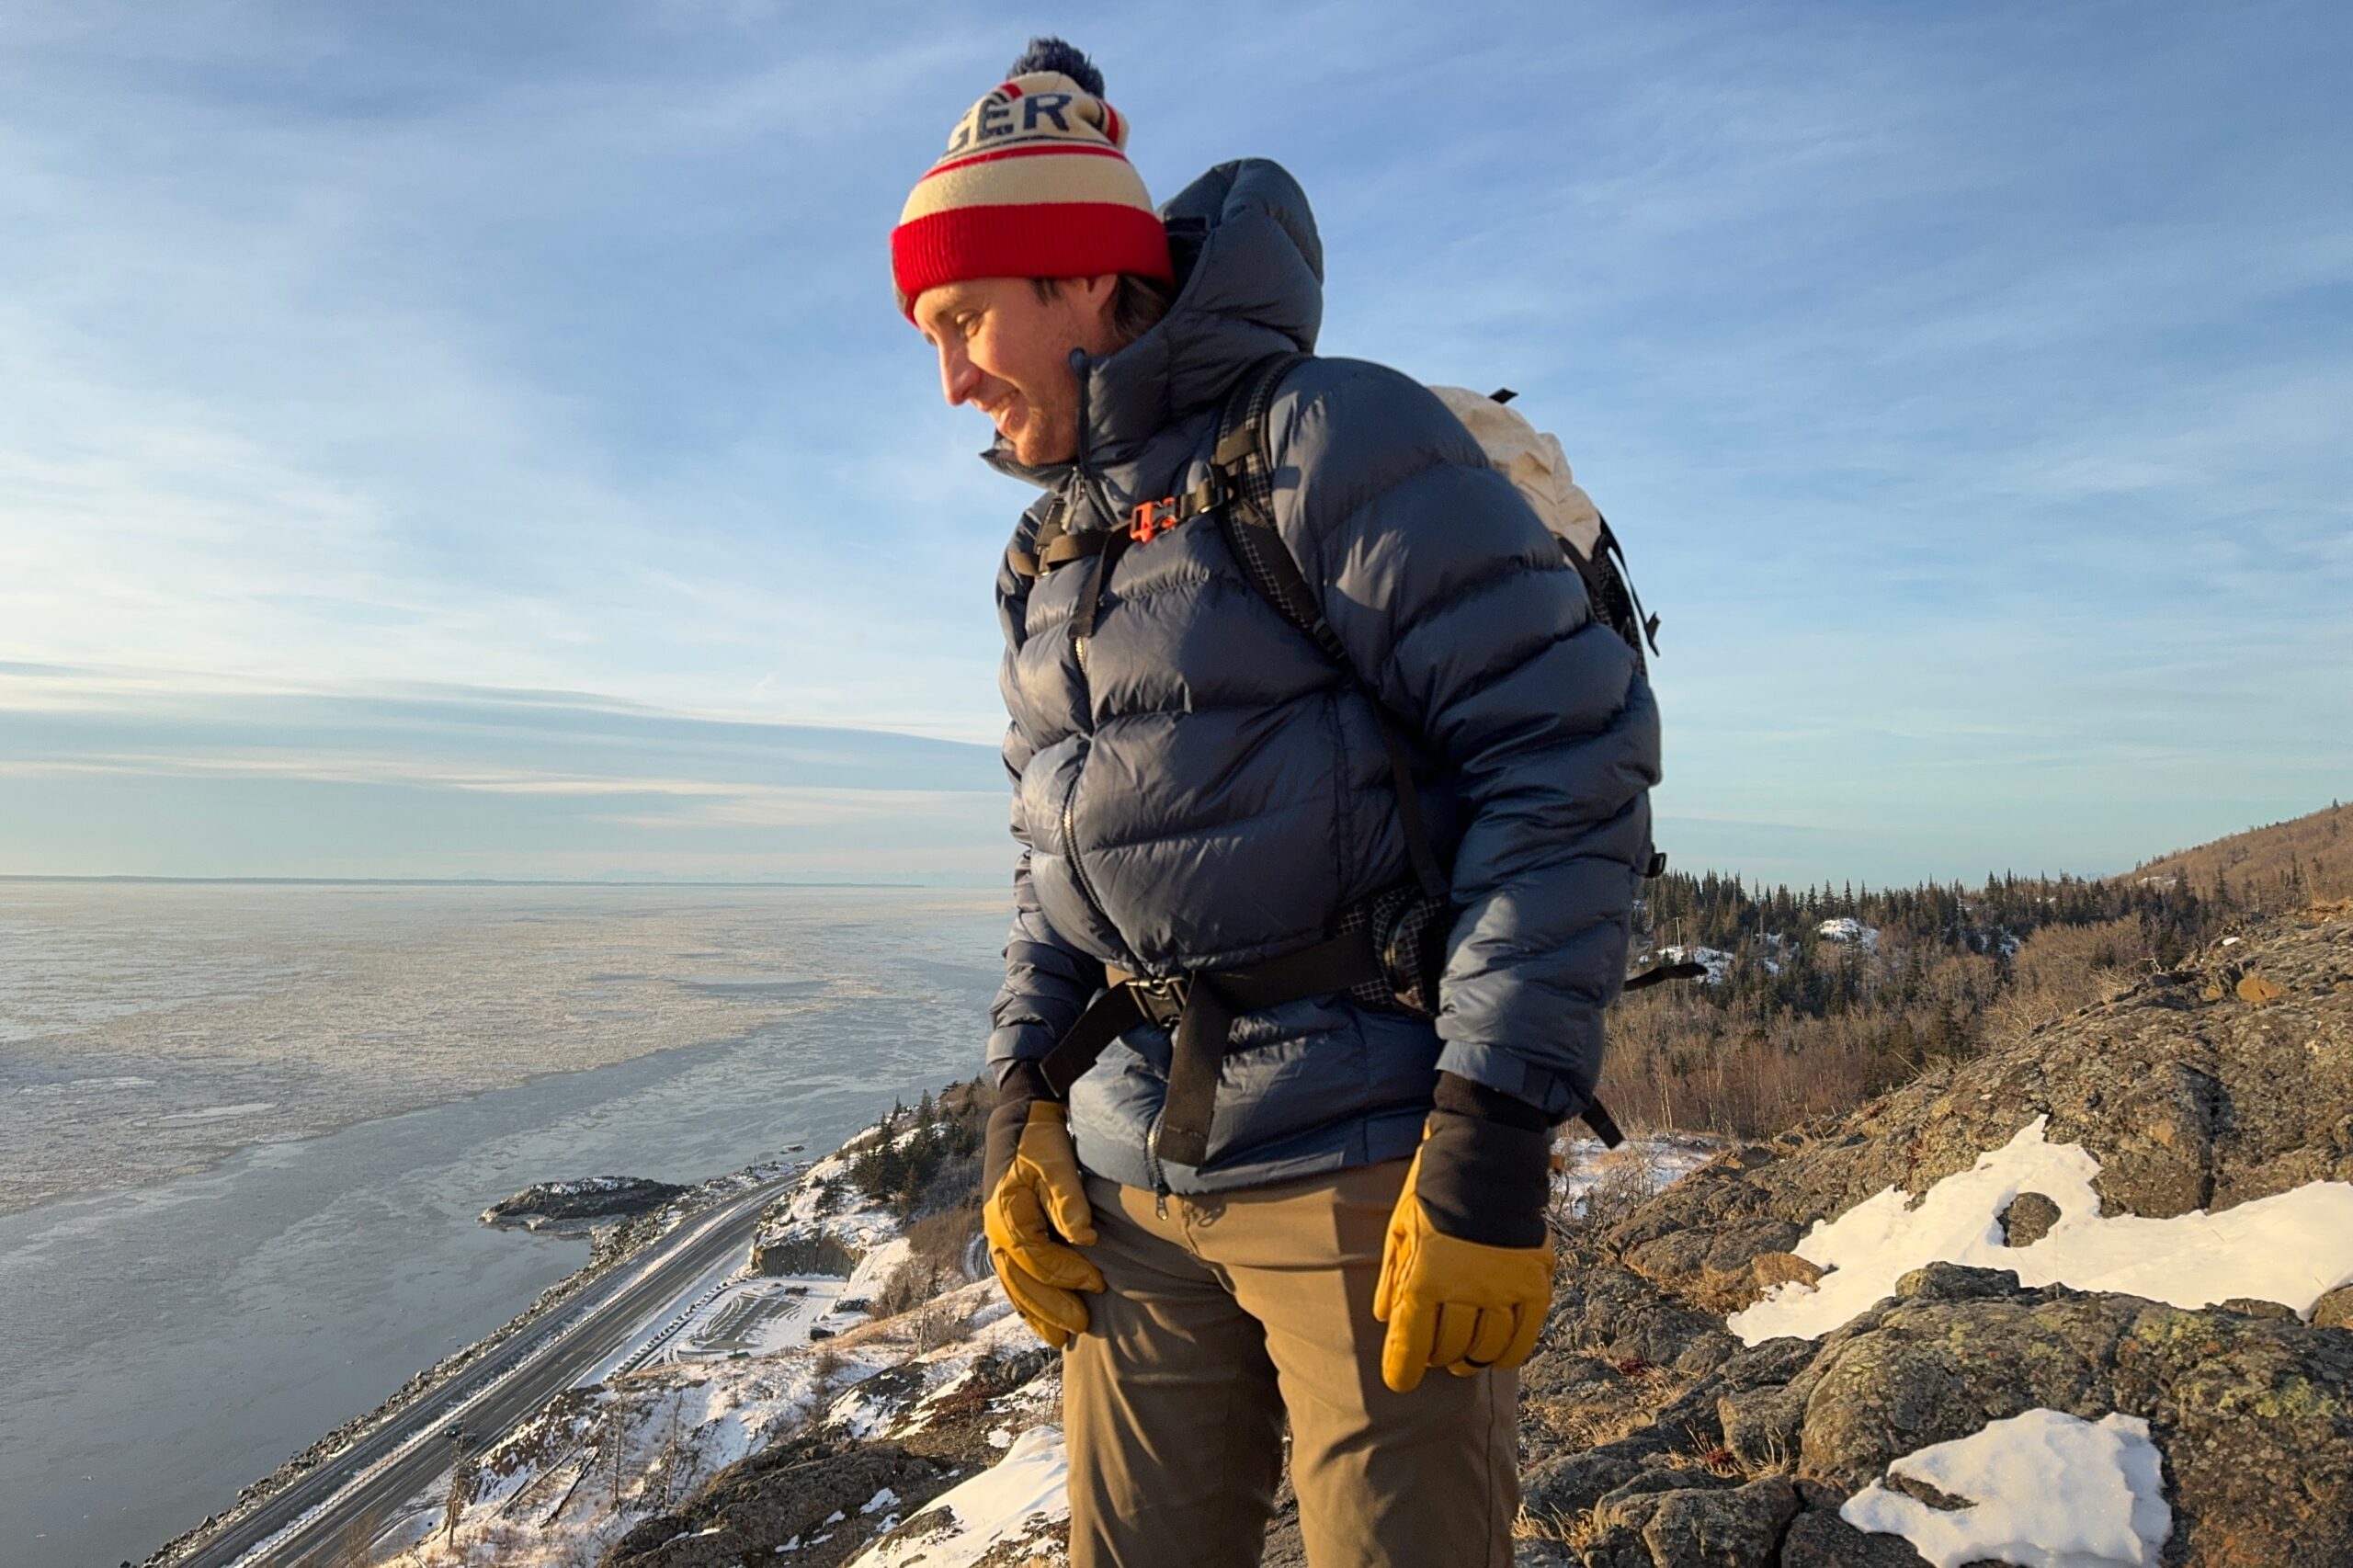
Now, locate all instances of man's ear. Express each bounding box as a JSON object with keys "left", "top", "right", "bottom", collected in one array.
[{"left": 1072, "top": 273, "right": 1120, "bottom": 347}]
